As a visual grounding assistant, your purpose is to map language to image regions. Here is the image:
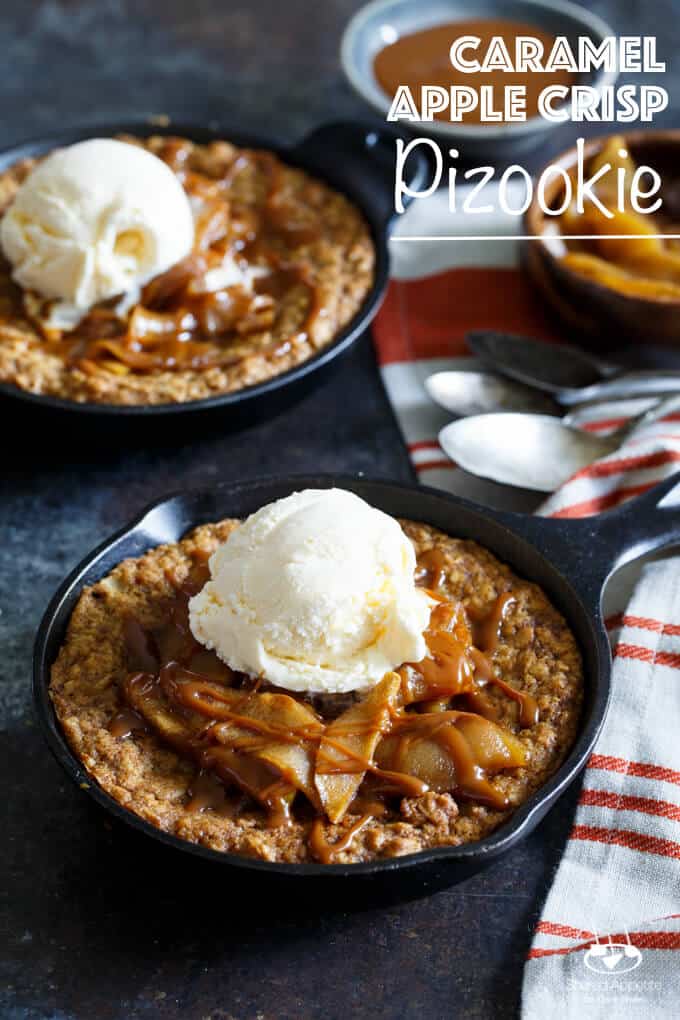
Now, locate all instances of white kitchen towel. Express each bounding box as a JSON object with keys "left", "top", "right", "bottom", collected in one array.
[
  {"left": 373, "top": 187, "right": 680, "bottom": 1017},
  {"left": 522, "top": 556, "right": 680, "bottom": 1019}
]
